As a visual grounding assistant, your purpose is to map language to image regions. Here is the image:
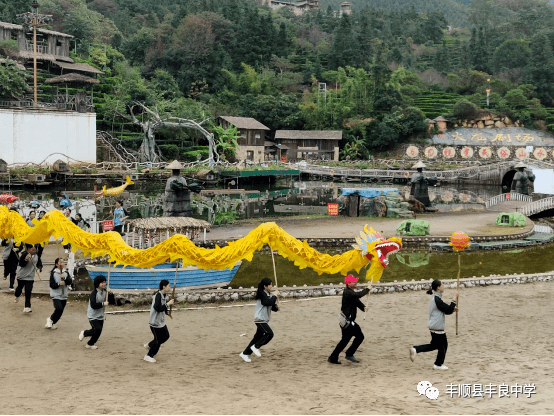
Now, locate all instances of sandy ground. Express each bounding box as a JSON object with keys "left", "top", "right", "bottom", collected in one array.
[
  {"left": 206, "top": 208, "right": 533, "bottom": 241},
  {"left": 1, "top": 280, "right": 553, "bottom": 415}
]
